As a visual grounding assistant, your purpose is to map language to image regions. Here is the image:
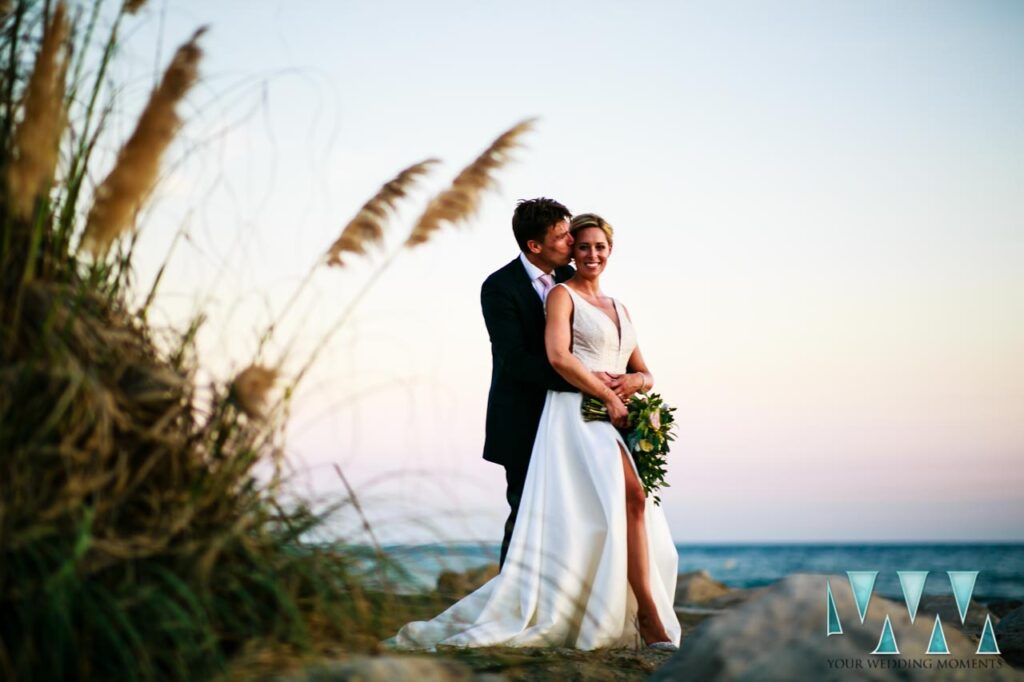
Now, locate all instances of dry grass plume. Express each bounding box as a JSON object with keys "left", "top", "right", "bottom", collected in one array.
[
  {"left": 123, "top": 0, "right": 148, "bottom": 13},
  {"left": 1, "top": 9, "right": 494, "bottom": 679},
  {"left": 5, "top": 3, "right": 69, "bottom": 219},
  {"left": 326, "top": 158, "right": 437, "bottom": 267},
  {"left": 231, "top": 364, "right": 279, "bottom": 419},
  {"left": 80, "top": 28, "right": 205, "bottom": 257},
  {"left": 406, "top": 118, "right": 534, "bottom": 248}
]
